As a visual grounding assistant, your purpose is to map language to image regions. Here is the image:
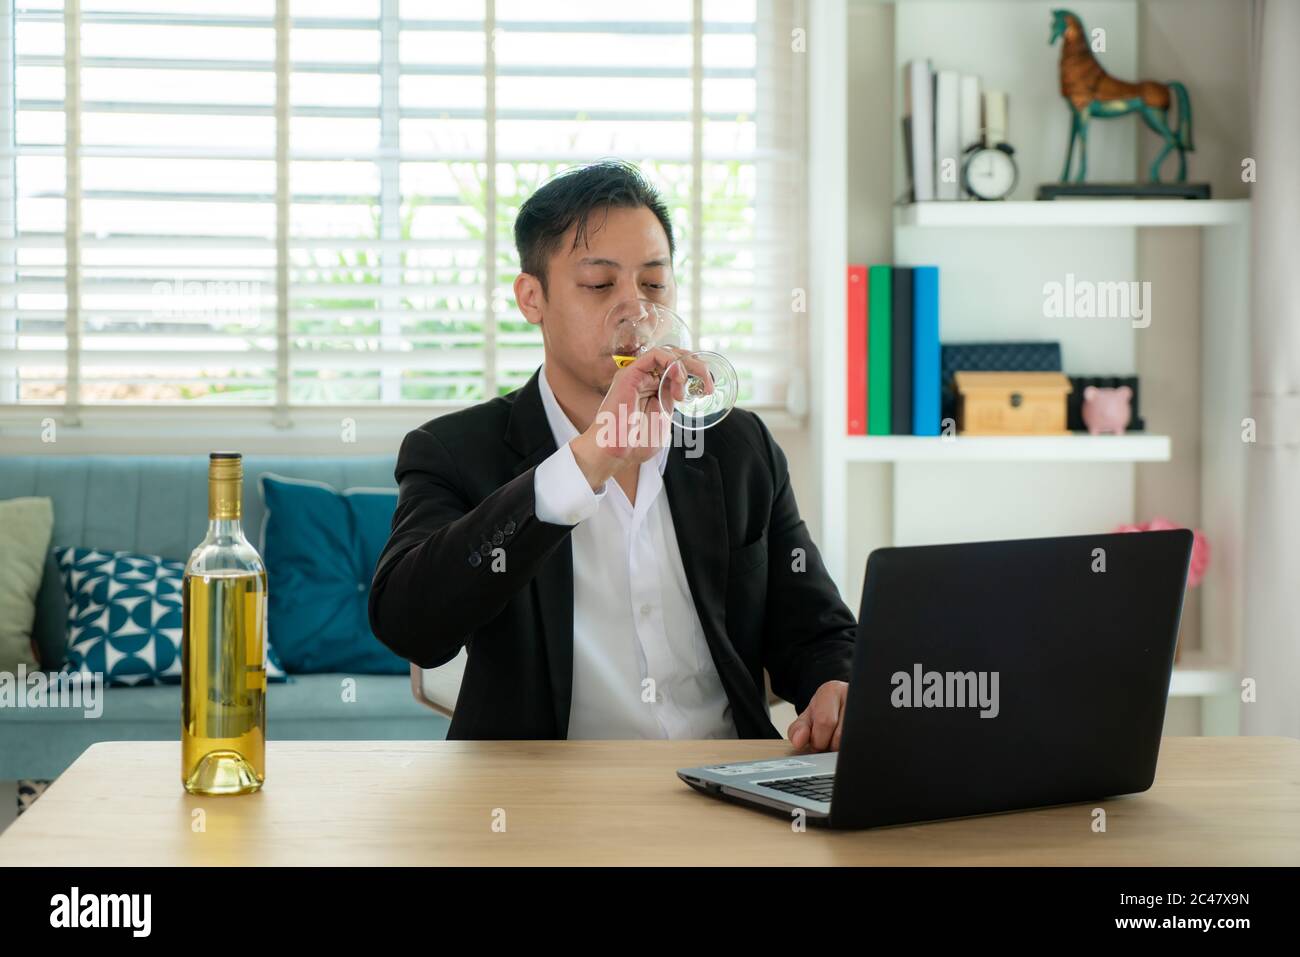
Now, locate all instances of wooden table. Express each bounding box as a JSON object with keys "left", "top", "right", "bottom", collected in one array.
[{"left": 2, "top": 737, "right": 1297, "bottom": 865}]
